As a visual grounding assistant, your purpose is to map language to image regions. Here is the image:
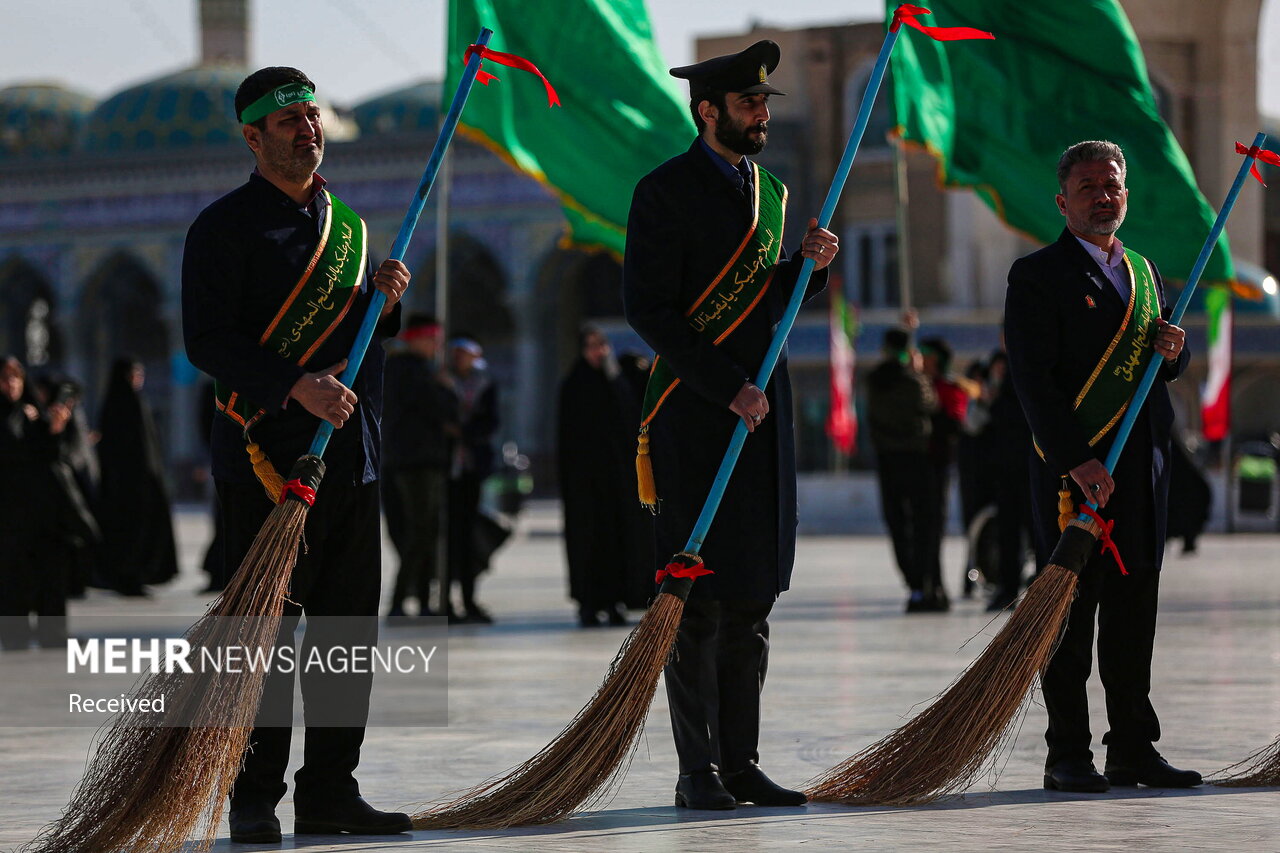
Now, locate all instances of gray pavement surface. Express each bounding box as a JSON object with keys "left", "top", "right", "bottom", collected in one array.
[{"left": 1, "top": 502, "right": 1276, "bottom": 852}]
